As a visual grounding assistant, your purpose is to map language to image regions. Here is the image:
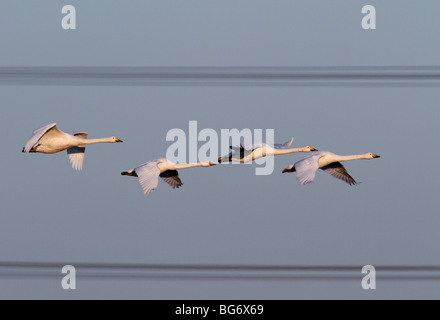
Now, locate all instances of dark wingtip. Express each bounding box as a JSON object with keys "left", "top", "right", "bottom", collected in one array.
[
  {"left": 348, "top": 180, "right": 360, "bottom": 186},
  {"left": 283, "top": 167, "right": 296, "bottom": 174},
  {"left": 121, "top": 171, "right": 138, "bottom": 177}
]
